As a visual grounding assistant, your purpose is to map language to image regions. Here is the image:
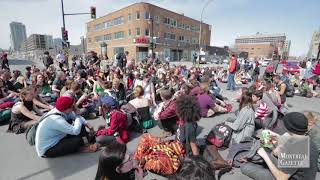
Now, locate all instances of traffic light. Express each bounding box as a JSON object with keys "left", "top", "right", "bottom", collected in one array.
[{"left": 90, "top": 6, "right": 96, "bottom": 19}]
